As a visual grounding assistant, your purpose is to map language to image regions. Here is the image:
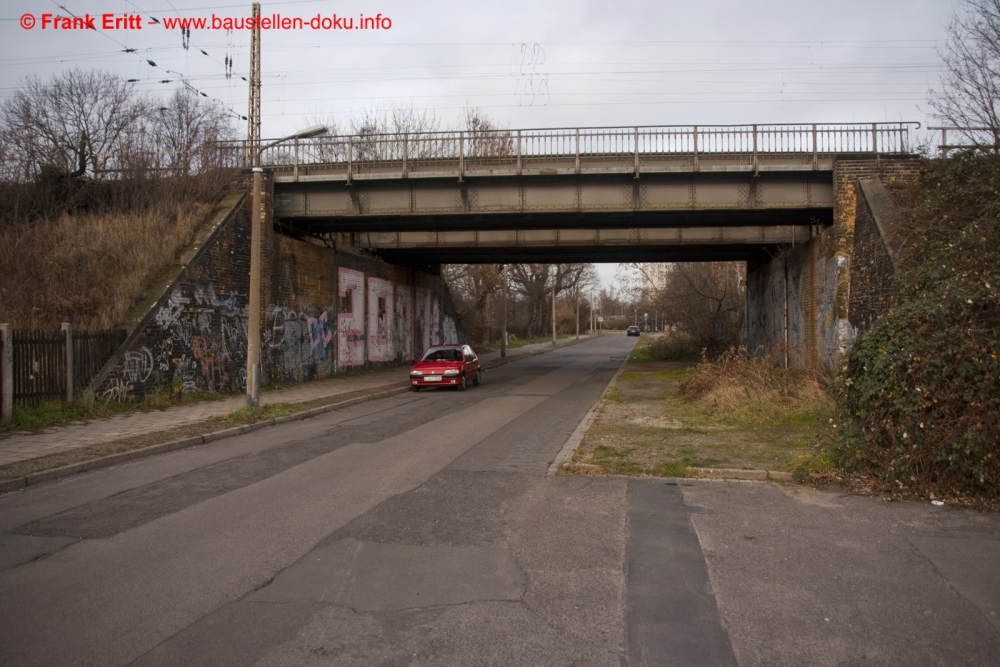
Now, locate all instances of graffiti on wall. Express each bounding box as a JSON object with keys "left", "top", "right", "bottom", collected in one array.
[
  {"left": 415, "top": 288, "right": 431, "bottom": 354},
  {"left": 338, "top": 267, "right": 365, "bottom": 368},
  {"left": 100, "top": 282, "right": 249, "bottom": 402},
  {"left": 265, "top": 305, "right": 335, "bottom": 382},
  {"left": 442, "top": 315, "right": 458, "bottom": 345},
  {"left": 431, "top": 296, "right": 441, "bottom": 346},
  {"left": 367, "top": 277, "right": 394, "bottom": 362},
  {"left": 396, "top": 286, "right": 414, "bottom": 361}
]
